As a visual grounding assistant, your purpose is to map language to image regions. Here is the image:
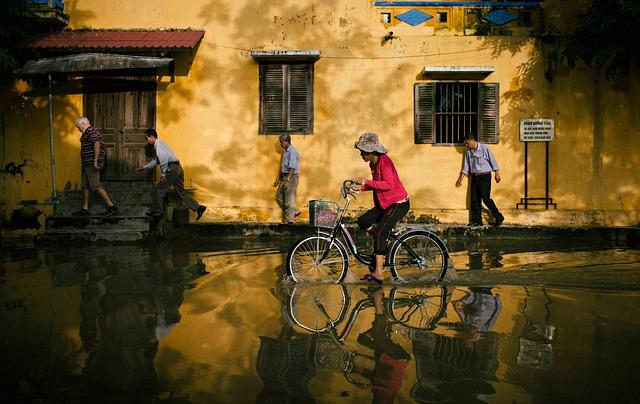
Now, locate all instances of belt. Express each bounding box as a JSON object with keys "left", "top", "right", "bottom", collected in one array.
[
  {"left": 471, "top": 172, "right": 490, "bottom": 176},
  {"left": 168, "top": 161, "right": 180, "bottom": 166}
]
